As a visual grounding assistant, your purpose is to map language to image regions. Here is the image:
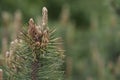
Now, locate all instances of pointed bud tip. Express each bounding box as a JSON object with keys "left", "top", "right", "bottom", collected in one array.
[
  {"left": 42, "top": 7, "right": 48, "bottom": 12},
  {"left": 29, "top": 18, "right": 34, "bottom": 23}
]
